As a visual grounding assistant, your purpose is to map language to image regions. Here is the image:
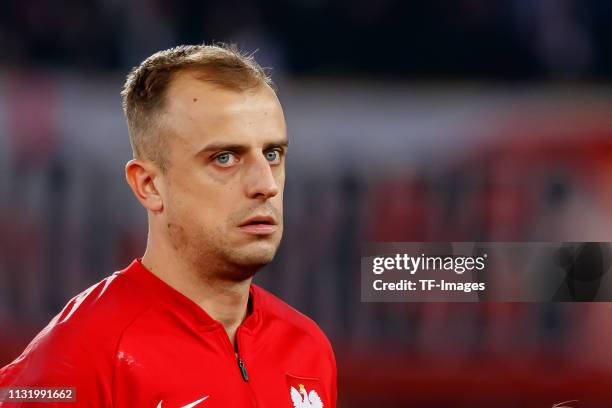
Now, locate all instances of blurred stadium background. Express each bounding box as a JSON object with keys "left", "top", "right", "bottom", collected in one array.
[{"left": 2, "top": 1, "right": 612, "bottom": 407}]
